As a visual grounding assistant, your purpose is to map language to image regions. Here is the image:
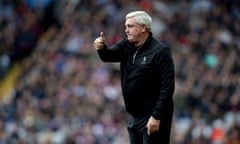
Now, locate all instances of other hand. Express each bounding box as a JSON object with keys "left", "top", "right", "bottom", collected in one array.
[{"left": 146, "top": 116, "right": 160, "bottom": 135}]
